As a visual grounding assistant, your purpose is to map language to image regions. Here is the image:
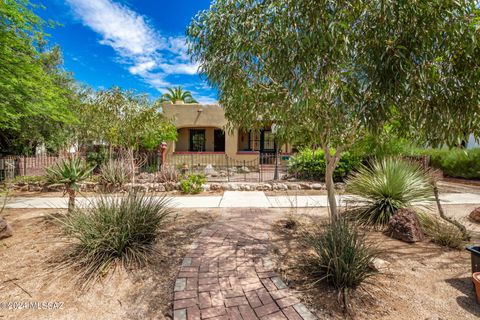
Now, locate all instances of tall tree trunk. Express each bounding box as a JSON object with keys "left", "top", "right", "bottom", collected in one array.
[
  {"left": 324, "top": 146, "right": 341, "bottom": 221},
  {"left": 433, "top": 183, "right": 470, "bottom": 241},
  {"left": 67, "top": 187, "right": 75, "bottom": 213}
]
